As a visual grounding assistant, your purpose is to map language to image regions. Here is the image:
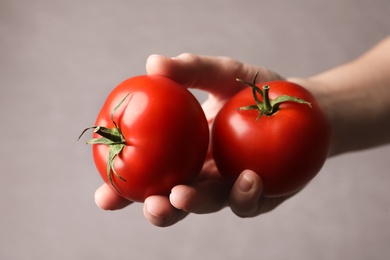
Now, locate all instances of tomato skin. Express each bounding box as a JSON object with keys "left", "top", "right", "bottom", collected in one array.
[
  {"left": 211, "top": 81, "right": 331, "bottom": 197},
  {"left": 92, "top": 75, "right": 209, "bottom": 202}
]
